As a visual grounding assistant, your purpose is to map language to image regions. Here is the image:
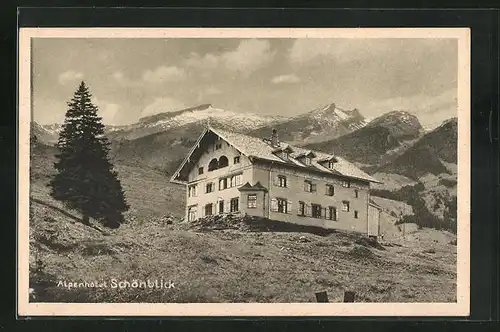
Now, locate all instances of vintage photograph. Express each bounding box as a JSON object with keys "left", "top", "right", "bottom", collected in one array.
[{"left": 18, "top": 28, "right": 470, "bottom": 316}]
